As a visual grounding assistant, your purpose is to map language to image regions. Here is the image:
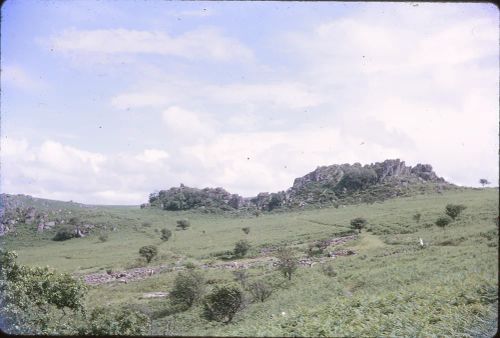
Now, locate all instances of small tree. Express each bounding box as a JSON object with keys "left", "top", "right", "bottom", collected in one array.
[
  {"left": 435, "top": 215, "right": 453, "bottom": 229},
  {"left": 445, "top": 204, "right": 467, "bottom": 220},
  {"left": 161, "top": 228, "right": 172, "bottom": 241},
  {"left": 248, "top": 280, "right": 272, "bottom": 302},
  {"left": 241, "top": 227, "right": 250, "bottom": 235},
  {"left": 69, "top": 217, "right": 81, "bottom": 226},
  {"left": 307, "top": 239, "right": 329, "bottom": 257},
  {"left": 203, "top": 283, "right": 244, "bottom": 323},
  {"left": 176, "top": 219, "right": 190, "bottom": 230},
  {"left": 350, "top": 217, "right": 368, "bottom": 234},
  {"left": 138, "top": 245, "right": 158, "bottom": 263},
  {"left": 479, "top": 179, "right": 490, "bottom": 187},
  {"left": 276, "top": 247, "right": 298, "bottom": 280},
  {"left": 53, "top": 225, "right": 76, "bottom": 241},
  {"left": 413, "top": 212, "right": 422, "bottom": 223},
  {"left": 234, "top": 240, "right": 251, "bottom": 258},
  {"left": 170, "top": 270, "right": 205, "bottom": 309}
]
